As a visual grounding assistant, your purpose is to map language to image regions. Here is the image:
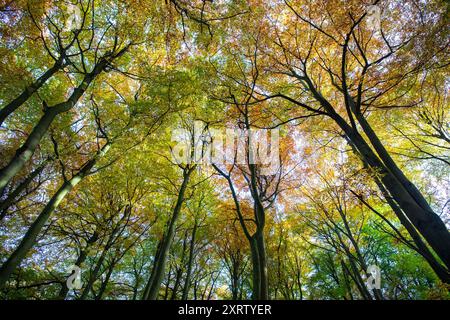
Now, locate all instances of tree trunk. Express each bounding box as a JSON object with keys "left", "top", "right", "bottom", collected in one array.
[
  {"left": 249, "top": 237, "right": 261, "bottom": 300},
  {"left": 182, "top": 221, "right": 198, "bottom": 300},
  {"left": 306, "top": 81, "right": 450, "bottom": 271},
  {"left": 171, "top": 232, "right": 188, "bottom": 300},
  {"left": 332, "top": 110, "right": 450, "bottom": 270},
  {"left": 171, "top": 267, "right": 183, "bottom": 300},
  {"left": 79, "top": 247, "right": 108, "bottom": 300},
  {"left": 0, "top": 60, "right": 106, "bottom": 193},
  {"left": 354, "top": 112, "right": 450, "bottom": 270},
  {"left": 0, "top": 144, "right": 109, "bottom": 288},
  {"left": 162, "top": 264, "right": 173, "bottom": 300},
  {"left": 0, "top": 173, "right": 85, "bottom": 288},
  {"left": 0, "top": 59, "right": 63, "bottom": 126},
  {"left": 231, "top": 265, "right": 239, "bottom": 300},
  {"left": 373, "top": 179, "right": 450, "bottom": 283},
  {"left": 255, "top": 231, "right": 268, "bottom": 299},
  {"left": 142, "top": 167, "right": 194, "bottom": 300}
]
